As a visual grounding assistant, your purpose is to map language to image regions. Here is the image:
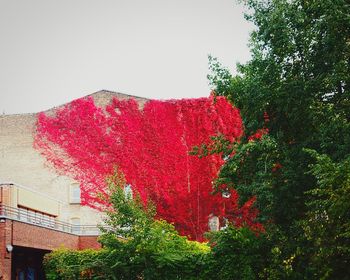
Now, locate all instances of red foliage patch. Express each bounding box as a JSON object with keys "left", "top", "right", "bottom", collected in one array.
[
  {"left": 248, "top": 128, "right": 269, "bottom": 142},
  {"left": 35, "top": 95, "right": 262, "bottom": 240}
]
